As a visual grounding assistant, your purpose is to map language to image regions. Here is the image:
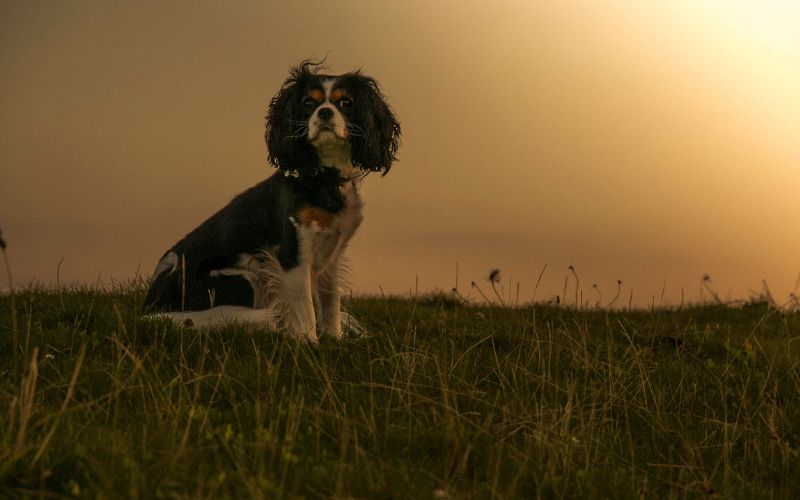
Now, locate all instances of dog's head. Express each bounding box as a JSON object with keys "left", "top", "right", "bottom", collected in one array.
[{"left": 265, "top": 60, "right": 401, "bottom": 176}]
